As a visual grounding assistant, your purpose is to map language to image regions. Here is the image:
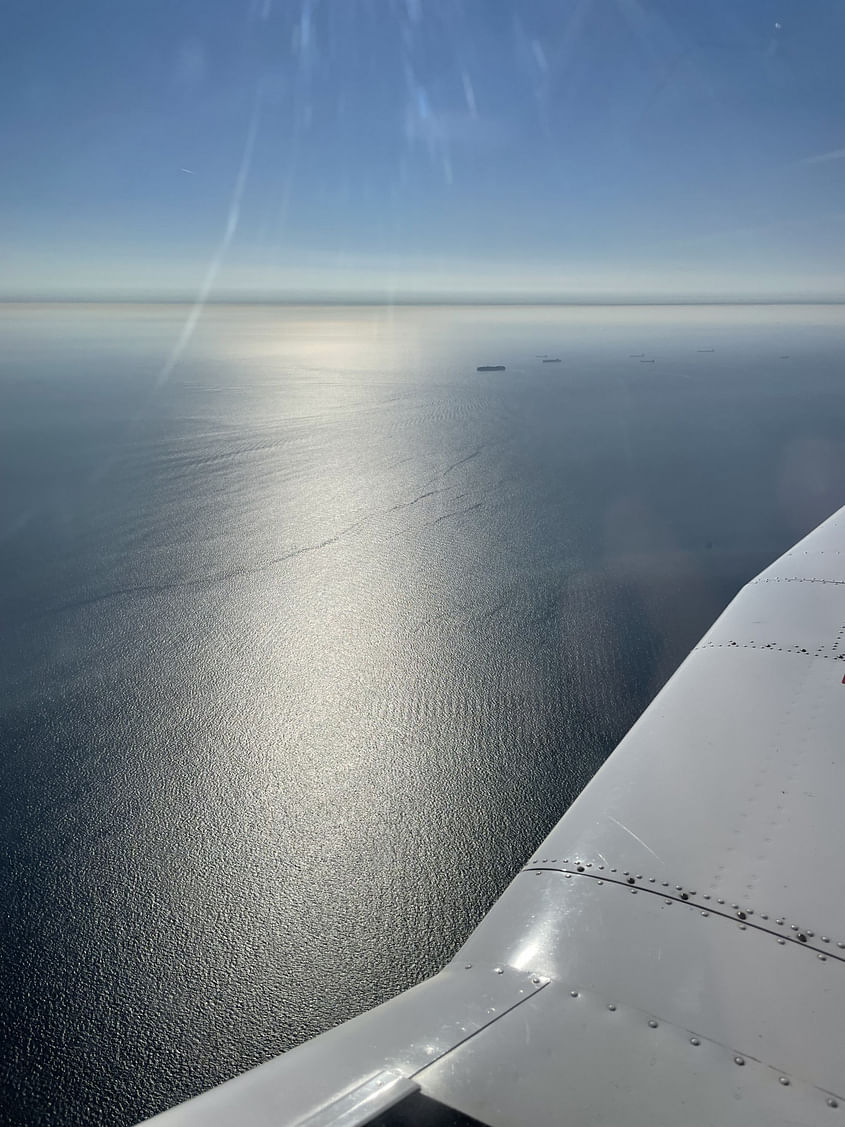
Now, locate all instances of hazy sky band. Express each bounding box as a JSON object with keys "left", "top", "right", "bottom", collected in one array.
[{"left": 3, "top": 0, "right": 845, "bottom": 301}]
